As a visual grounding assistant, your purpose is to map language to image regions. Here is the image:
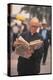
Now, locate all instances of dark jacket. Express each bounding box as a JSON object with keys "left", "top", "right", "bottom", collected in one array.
[{"left": 18, "top": 31, "right": 43, "bottom": 76}]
